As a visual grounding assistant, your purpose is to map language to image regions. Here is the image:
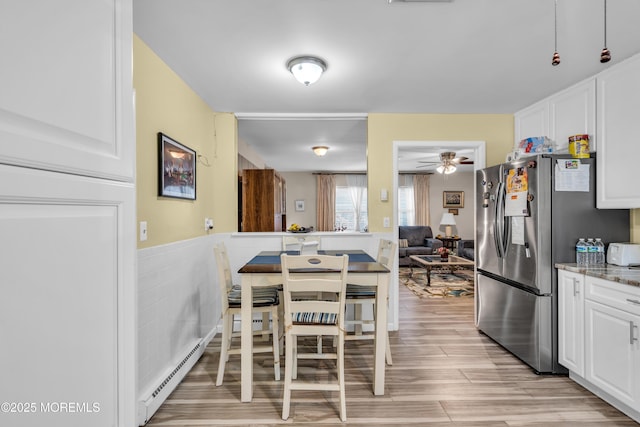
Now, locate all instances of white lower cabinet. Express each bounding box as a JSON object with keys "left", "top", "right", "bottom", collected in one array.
[
  {"left": 557, "top": 270, "right": 640, "bottom": 422},
  {"left": 558, "top": 270, "right": 584, "bottom": 375},
  {"left": 585, "top": 276, "right": 640, "bottom": 410}
]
